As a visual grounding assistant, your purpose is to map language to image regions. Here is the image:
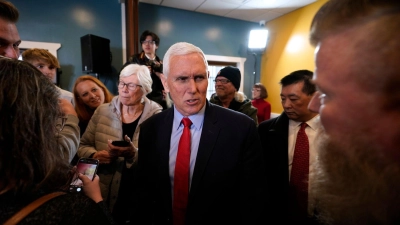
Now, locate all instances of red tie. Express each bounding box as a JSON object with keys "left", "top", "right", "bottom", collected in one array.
[
  {"left": 289, "top": 122, "right": 309, "bottom": 219},
  {"left": 173, "top": 117, "right": 192, "bottom": 225}
]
